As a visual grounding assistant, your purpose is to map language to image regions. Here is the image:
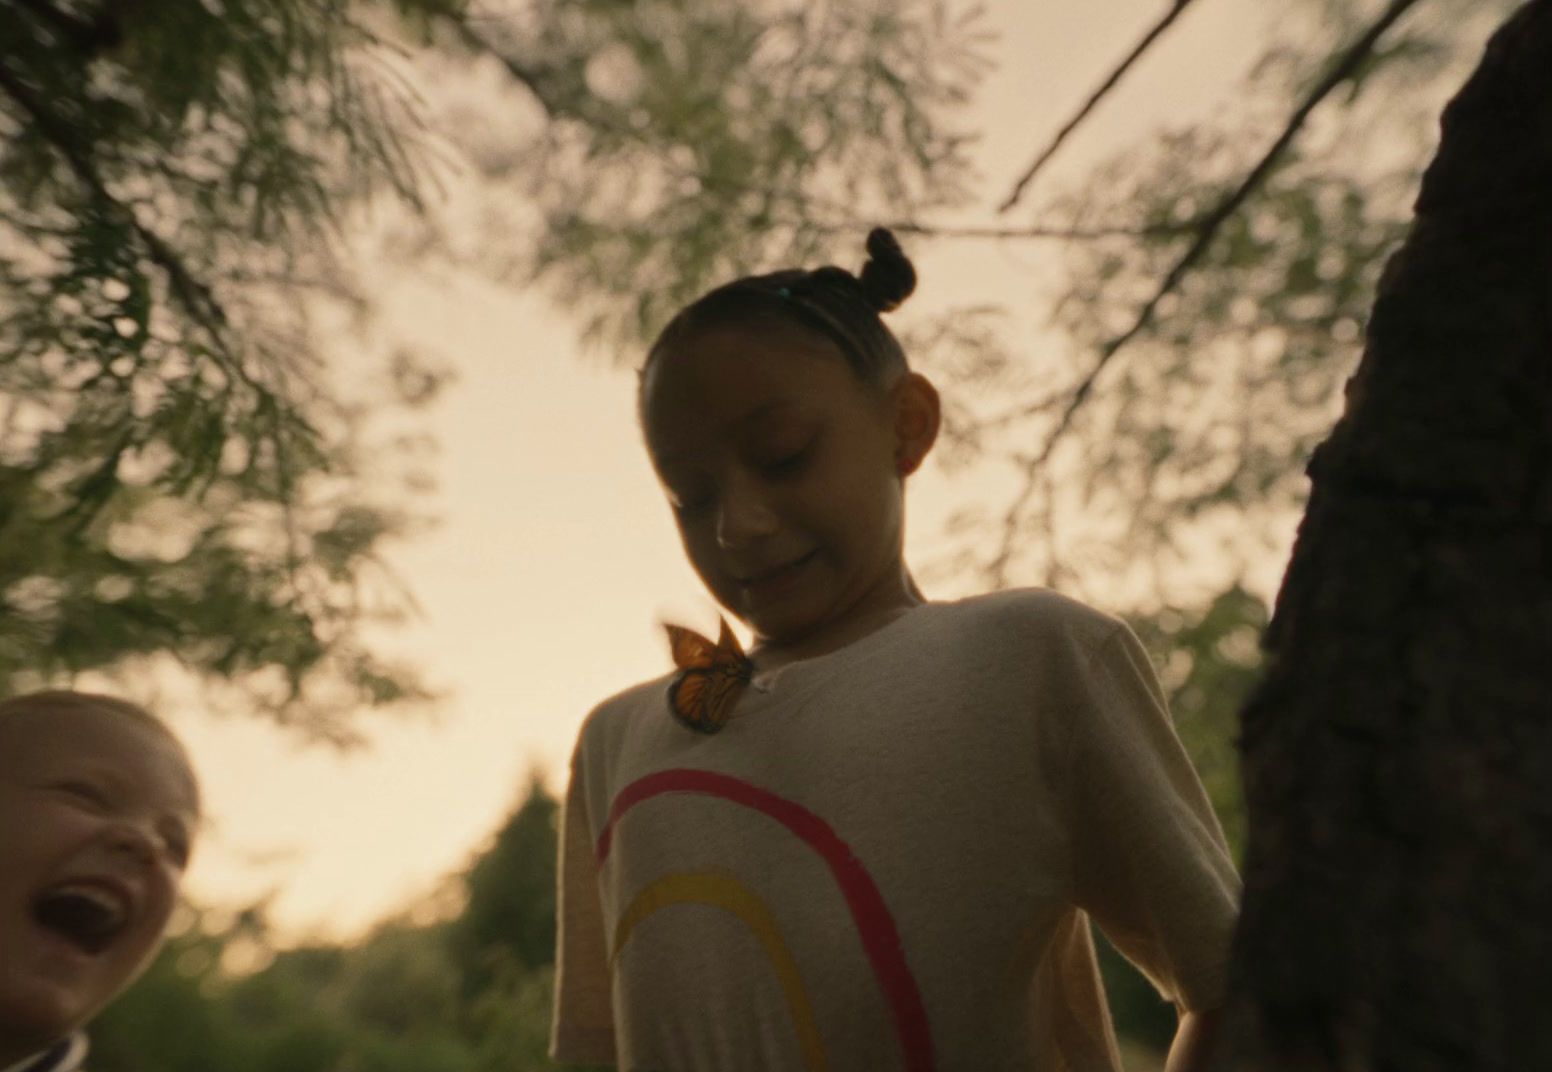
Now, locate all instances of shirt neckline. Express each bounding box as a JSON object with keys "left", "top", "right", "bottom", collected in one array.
[
  {"left": 4, "top": 1035, "right": 87, "bottom": 1072},
  {"left": 747, "top": 600, "right": 935, "bottom": 693}
]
